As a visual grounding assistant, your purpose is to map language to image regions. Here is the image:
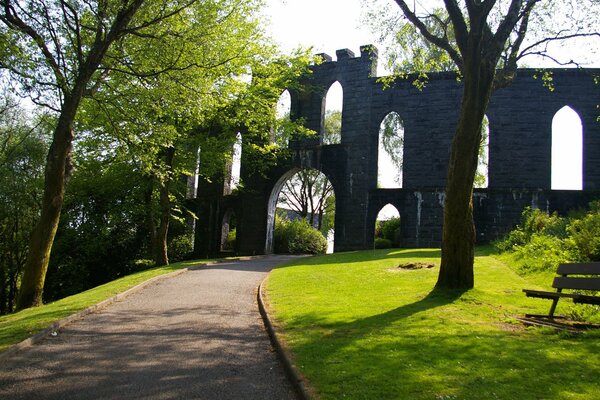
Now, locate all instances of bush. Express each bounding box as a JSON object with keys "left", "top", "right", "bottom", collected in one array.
[
  {"left": 567, "top": 203, "right": 600, "bottom": 261},
  {"left": 375, "top": 217, "right": 401, "bottom": 247},
  {"left": 168, "top": 234, "right": 193, "bottom": 262},
  {"left": 274, "top": 218, "right": 327, "bottom": 254},
  {"left": 224, "top": 228, "right": 236, "bottom": 251},
  {"left": 374, "top": 238, "right": 392, "bottom": 249},
  {"left": 495, "top": 207, "right": 567, "bottom": 252},
  {"left": 496, "top": 202, "right": 600, "bottom": 274},
  {"left": 511, "top": 235, "right": 579, "bottom": 273}
]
